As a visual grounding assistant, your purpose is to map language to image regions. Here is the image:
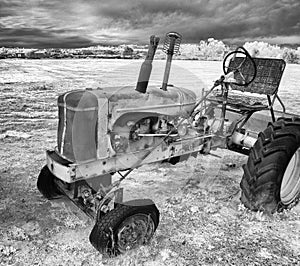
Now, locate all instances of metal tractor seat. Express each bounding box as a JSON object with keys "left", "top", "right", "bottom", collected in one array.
[{"left": 209, "top": 58, "right": 286, "bottom": 116}]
